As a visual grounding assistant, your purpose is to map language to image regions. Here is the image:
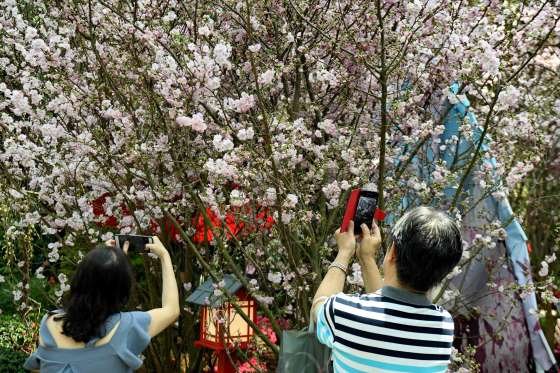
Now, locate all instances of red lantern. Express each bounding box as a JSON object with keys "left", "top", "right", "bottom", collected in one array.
[{"left": 187, "top": 275, "right": 257, "bottom": 373}]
